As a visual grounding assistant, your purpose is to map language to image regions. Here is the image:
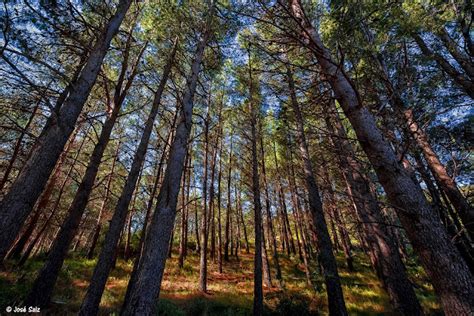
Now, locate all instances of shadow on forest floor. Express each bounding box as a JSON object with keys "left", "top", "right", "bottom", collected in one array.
[{"left": 0, "top": 247, "right": 441, "bottom": 315}]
